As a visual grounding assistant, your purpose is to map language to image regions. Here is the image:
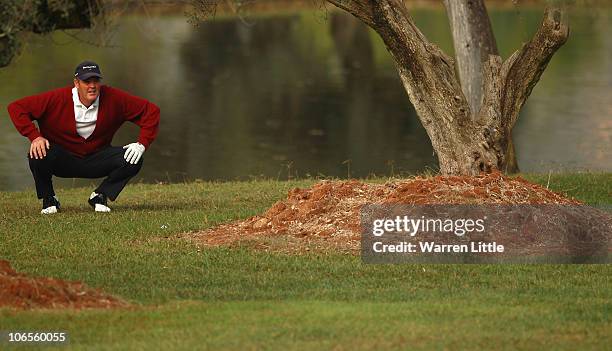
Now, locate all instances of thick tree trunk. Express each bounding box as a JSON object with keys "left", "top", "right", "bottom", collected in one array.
[
  {"left": 443, "top": 0, "right": 520, "bottom": 173},
  {"left": 326, "top": 0, "right": 568, "bottom": 175},
  {"left": 443, "top": 0, "right": 497, "bottom": 115}
]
